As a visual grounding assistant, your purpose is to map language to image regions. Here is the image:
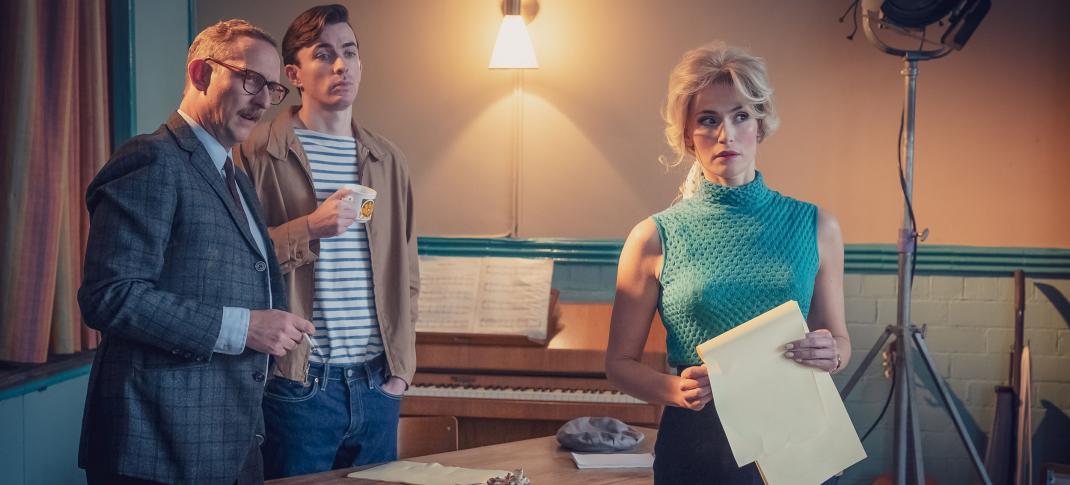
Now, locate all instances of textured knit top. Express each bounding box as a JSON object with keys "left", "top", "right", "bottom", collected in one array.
[{"left": 652, "top": 171, "right": 820, "bottom": 366}]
